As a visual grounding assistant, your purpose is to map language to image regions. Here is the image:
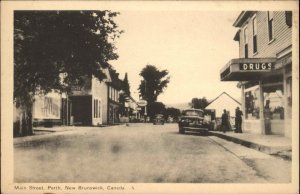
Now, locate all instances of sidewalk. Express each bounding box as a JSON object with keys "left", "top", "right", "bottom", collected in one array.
[
  {"left": 33, "top": 124, "right": 125, "bottom": 133},
  {"left": 209, "top": 131, "right": 292, "bottom": 160}
]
